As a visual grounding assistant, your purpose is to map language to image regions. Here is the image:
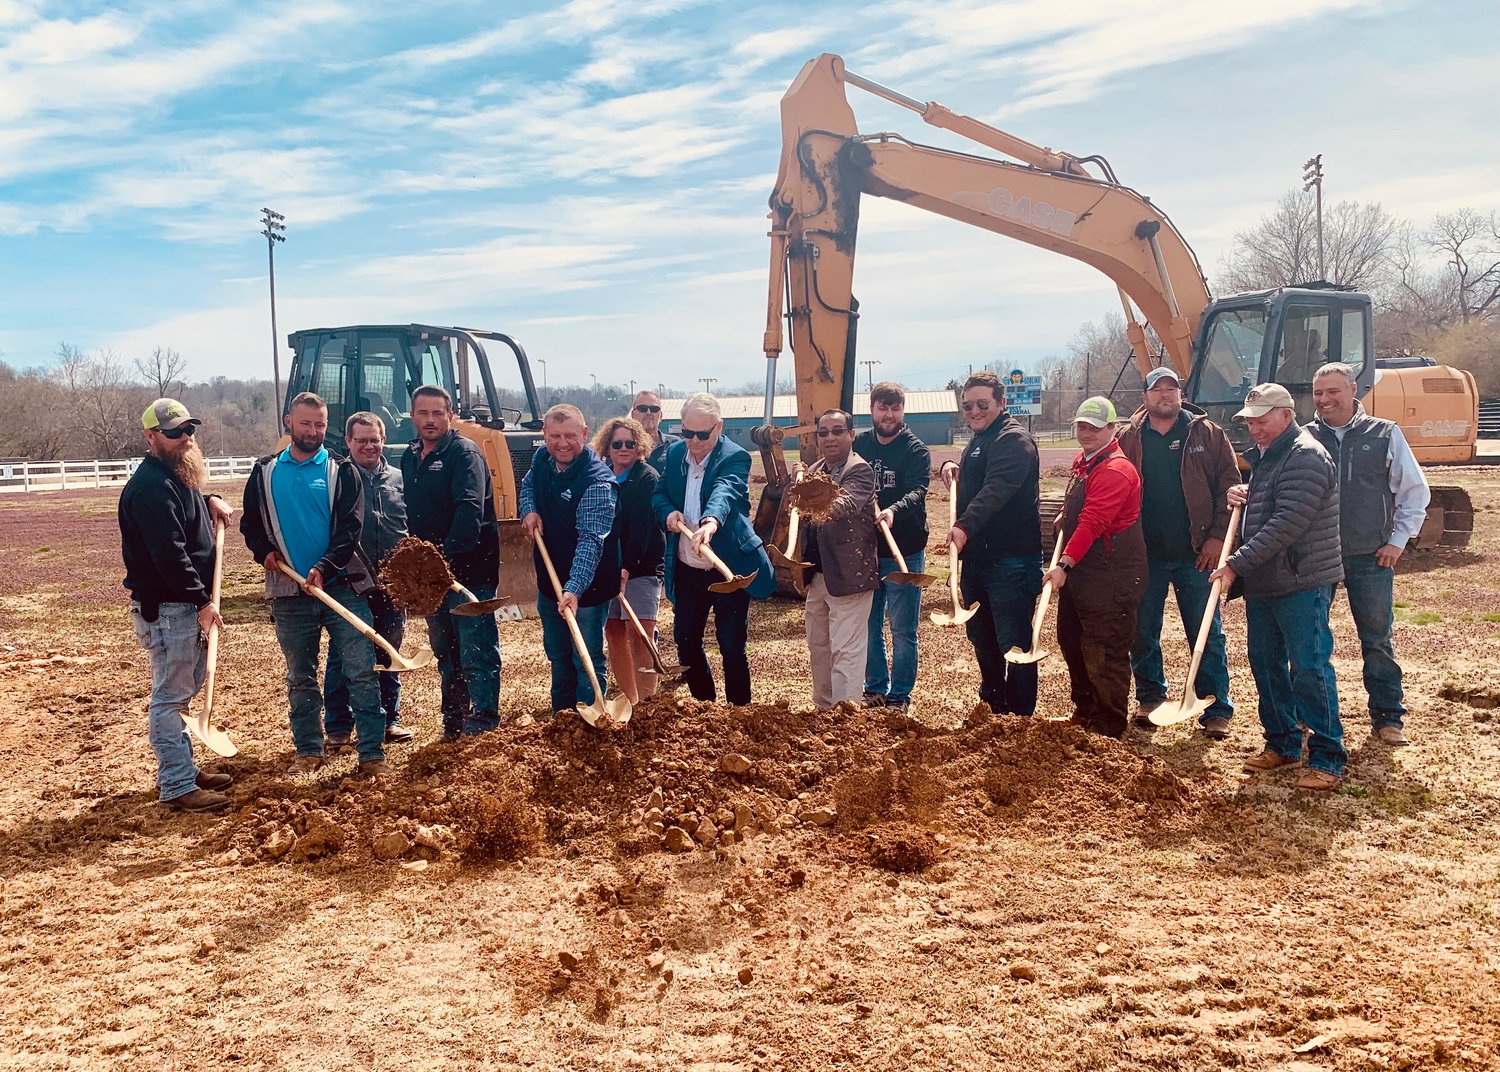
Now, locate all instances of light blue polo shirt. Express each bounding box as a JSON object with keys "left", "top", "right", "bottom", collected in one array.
[{"left": 270, "top": 446, "right": 332, "bottom": 577}]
